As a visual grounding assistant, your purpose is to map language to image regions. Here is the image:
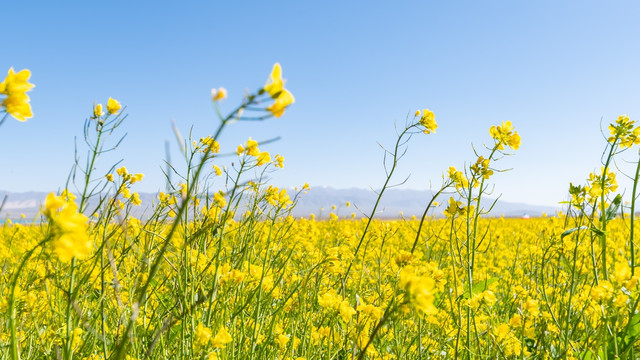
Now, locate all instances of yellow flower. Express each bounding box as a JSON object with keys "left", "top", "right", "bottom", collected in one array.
[
  {"left": 275, "top": 333, "right": 290, "bottom": 349},
  {"left": 2, "top": 92, "right": 33, "bottom": 121},
  {"left": 0, "top": 68, "right": 34, "bottom": 122},
  {"left": 43, "top": 193, "right": 92, "bottom": 262},
  {"left": 264, "top": 63, "right": 284, "bottom": 97},
  {"left": 131, "top": 192, "right": 142, "bottom": 206},
  {"left": 275, "top": 154, "right": 284, "bottom": 168},
  {"left": 256, "top": 151, "right": 271, "bottom": 166},
  {"left": 338, "top": 300, "right": 356, "bottom": 323},
  {"left": 419, "top": 109, "right": 437, "bottom": 134},
  {"left": 448, "top": 166, "right": 468, "bottom": 189},
  {"left": 107, "top": 97, "right": 121, "bottom": 114},
  {"left": 245, "top": 137, "right": 260, "bottom": 156},
  {"left": 211, "top": 327, "right": 232, "bottom": 349},
  {"left": 0, "top": 68, "right": 35, "bottom": 94},
  {"left": 211, "top": 87, "right": 227, "bottom": 101},
  {"left": 489, "top": 121, "right": 520, "bottom": 150},
  {"left": 494, "top": 323, "right": 510, "bottom": 342},
  {"left": 94, "top": 103, "right": 103, "bottom": 118},
  {"left": 194, "top": 323, "right": 212, "bottom": 347},
  {"left": 214, "top": 191, "right": 227, "bottom": 208},
  {"left": 266, "top": 88, "right": 295, "bottom": 118},
  {"left": 130, "top": 173, "right": 144, "bottom": 184},
  {"left": 399, "top": 266, "right": 437, "bottom": 314},
  {"left": 263, "top": 63, "right": 295, "bottom": 117},
  {"left": 213, "top": 165, "right": 222, "bottom": 176}
]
